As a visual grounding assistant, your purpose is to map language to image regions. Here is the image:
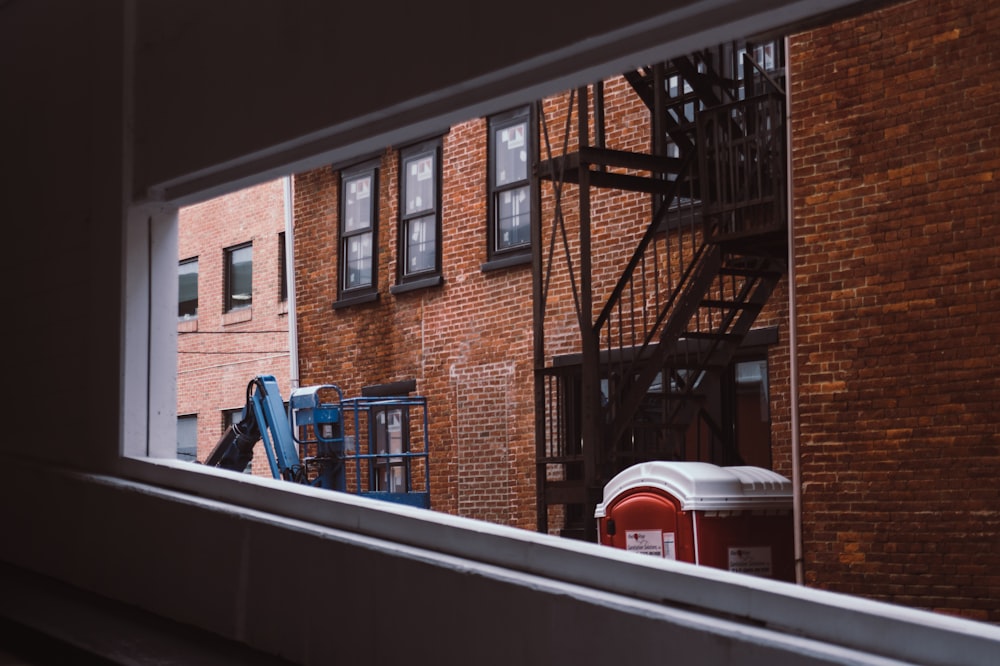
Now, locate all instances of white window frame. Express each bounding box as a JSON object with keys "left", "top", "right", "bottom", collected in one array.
[{"left": 123, "top": 204, "right": 181, "bottom": 461}]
